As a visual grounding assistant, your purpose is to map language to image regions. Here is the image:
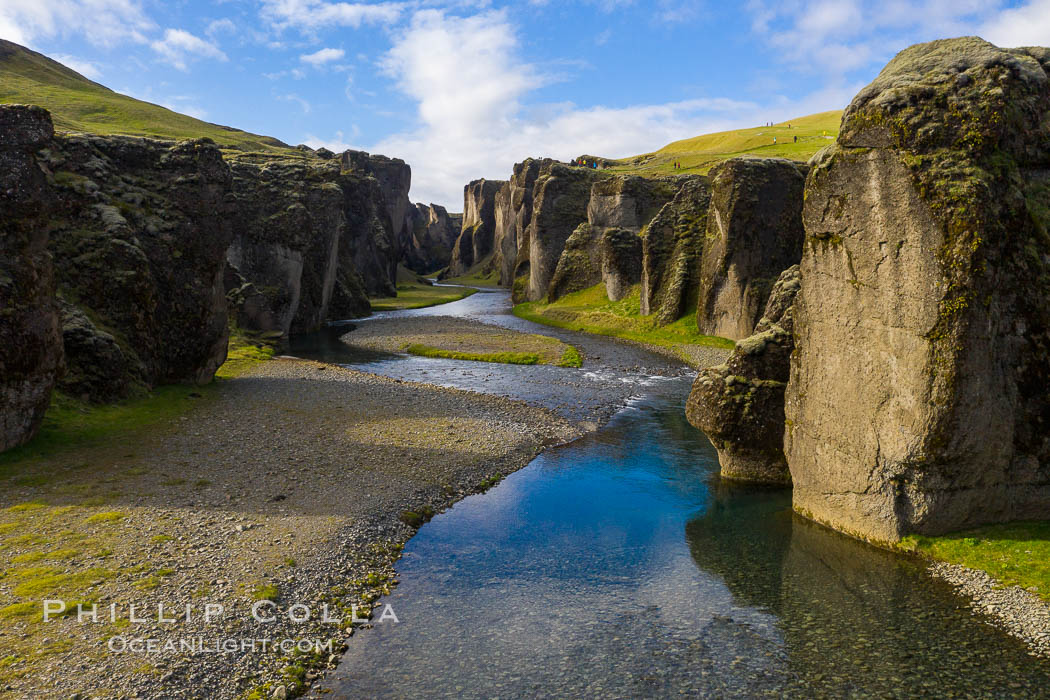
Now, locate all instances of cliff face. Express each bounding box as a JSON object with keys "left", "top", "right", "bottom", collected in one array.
[
  {"left": 45, "top": 131, "right": 234, "bottom": 402},
  {"left": 445, "top": 178, "right": 505, "bottom": 278},
  {"left": 403, "top": 203, "right": 461, "bottom": 274},
  {"left": 485, "top": 159, "right": 712, "bottom": 319},
  {"left": 786, "top": 38, "right": 1050, "bottom": 541},
  {"left": 0, "top": 104, "right": 422, "bottom": 446},
  {"left": 224, "top": 149, "right": 420, "bottom": 336},
  {"left": 525, "top": 163, "right": 604, "bottom": 301},
  {"left": 640, "top": 177, "right": 711, "bottom": 323},
  {"left": 0, "top": 106, "right": 63, "bottom": 449},
  {"left": 696, "top": 157, "right": 806, "bottom": 340},
  {"left": 686, "top": 266, "right": 799, "bottom": 484}
]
